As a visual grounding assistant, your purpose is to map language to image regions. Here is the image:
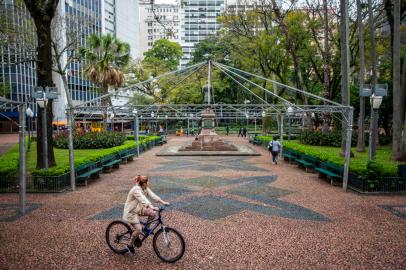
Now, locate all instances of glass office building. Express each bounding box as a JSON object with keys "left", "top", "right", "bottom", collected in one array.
[{"left": 0, "top": 1, "right": 37, "bottom": 109}]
